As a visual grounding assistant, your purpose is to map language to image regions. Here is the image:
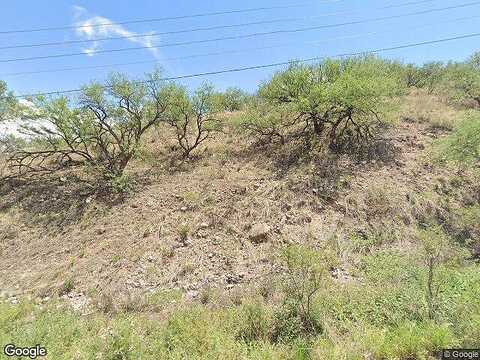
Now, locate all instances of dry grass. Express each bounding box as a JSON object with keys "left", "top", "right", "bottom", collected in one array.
[
  {"left": 0, "top": 105, "right": 478, "bottom": 310},
  {"left": 400, "top": 89, "right": 460, "bottom": 130}
]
